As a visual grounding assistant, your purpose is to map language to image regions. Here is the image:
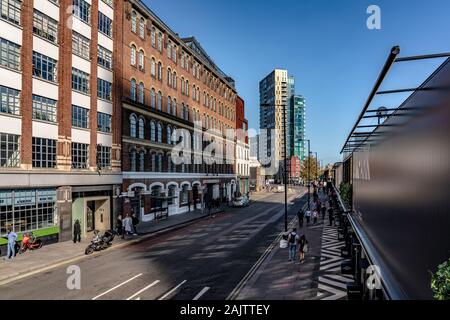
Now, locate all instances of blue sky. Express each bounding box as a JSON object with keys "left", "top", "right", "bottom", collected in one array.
[{"left": 144, "top": 0, "right": 450, "bottom": 164}]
